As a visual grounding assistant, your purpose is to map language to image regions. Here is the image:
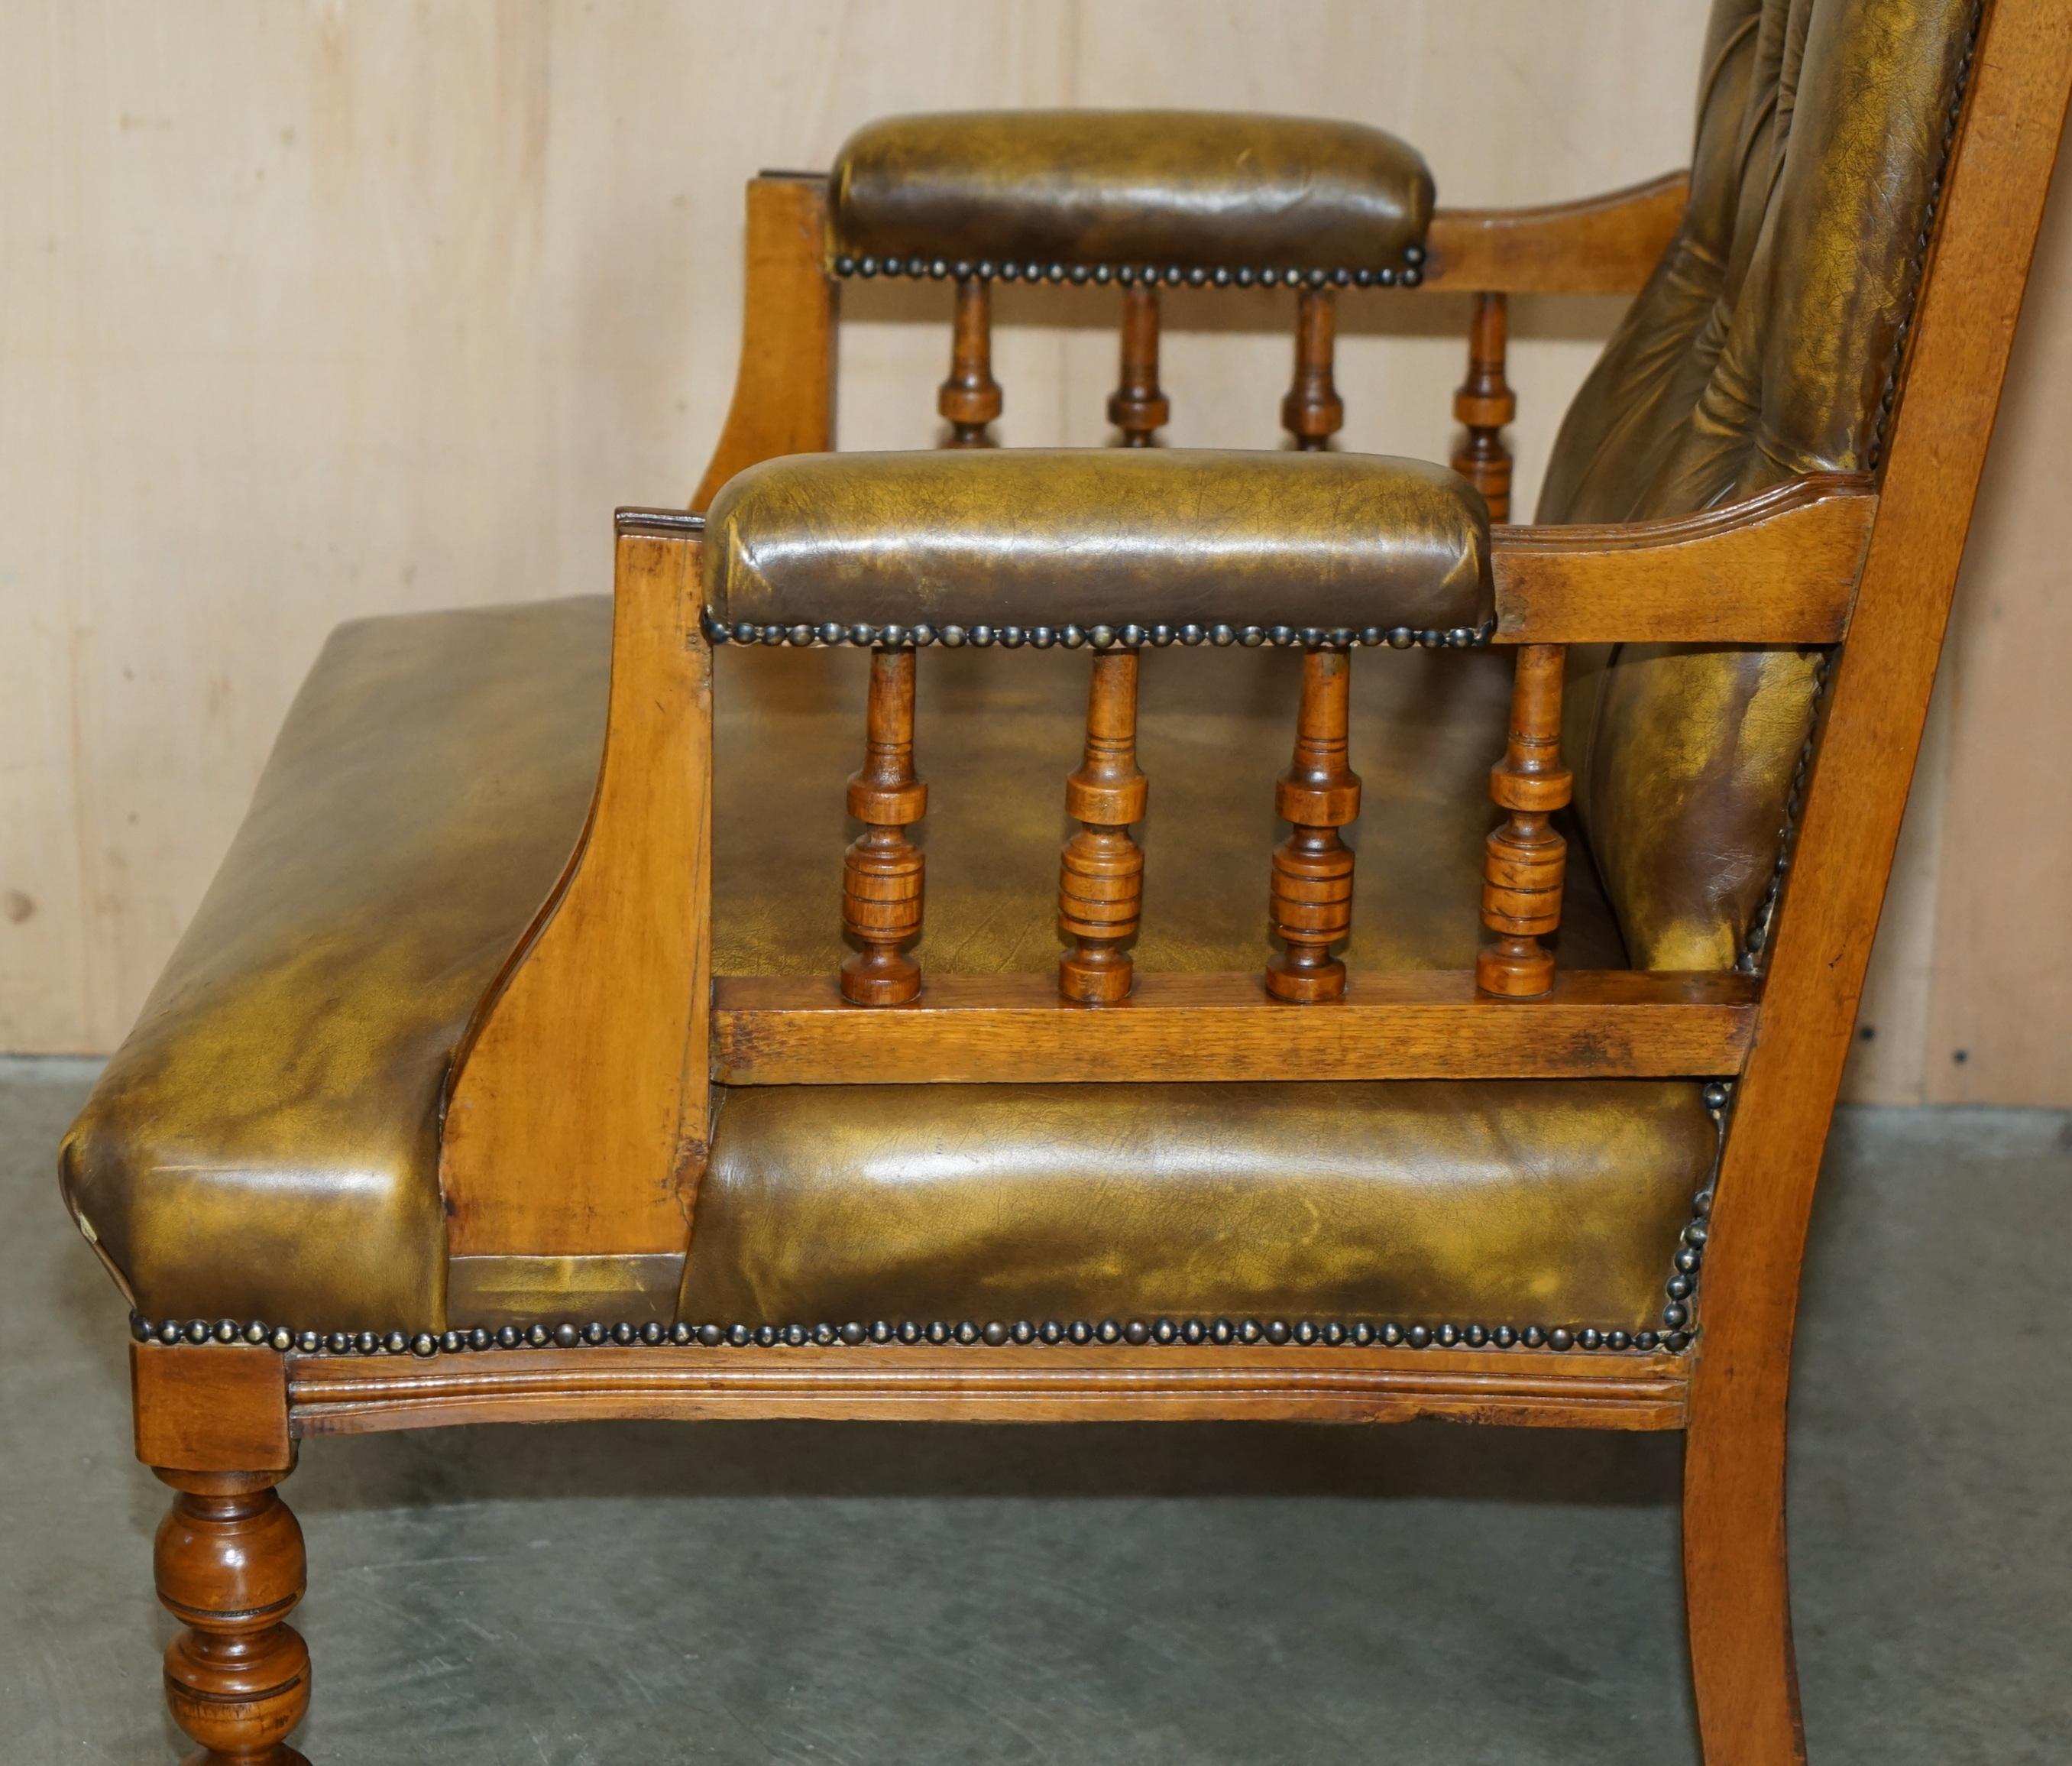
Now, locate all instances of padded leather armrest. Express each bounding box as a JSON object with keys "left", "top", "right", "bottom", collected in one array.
[
  {"left": 703, "top": 450, "right": 1492, "bottom": 641},
  {"left": 830, "top": 111, "right": 1433, "bottom": 284}
]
